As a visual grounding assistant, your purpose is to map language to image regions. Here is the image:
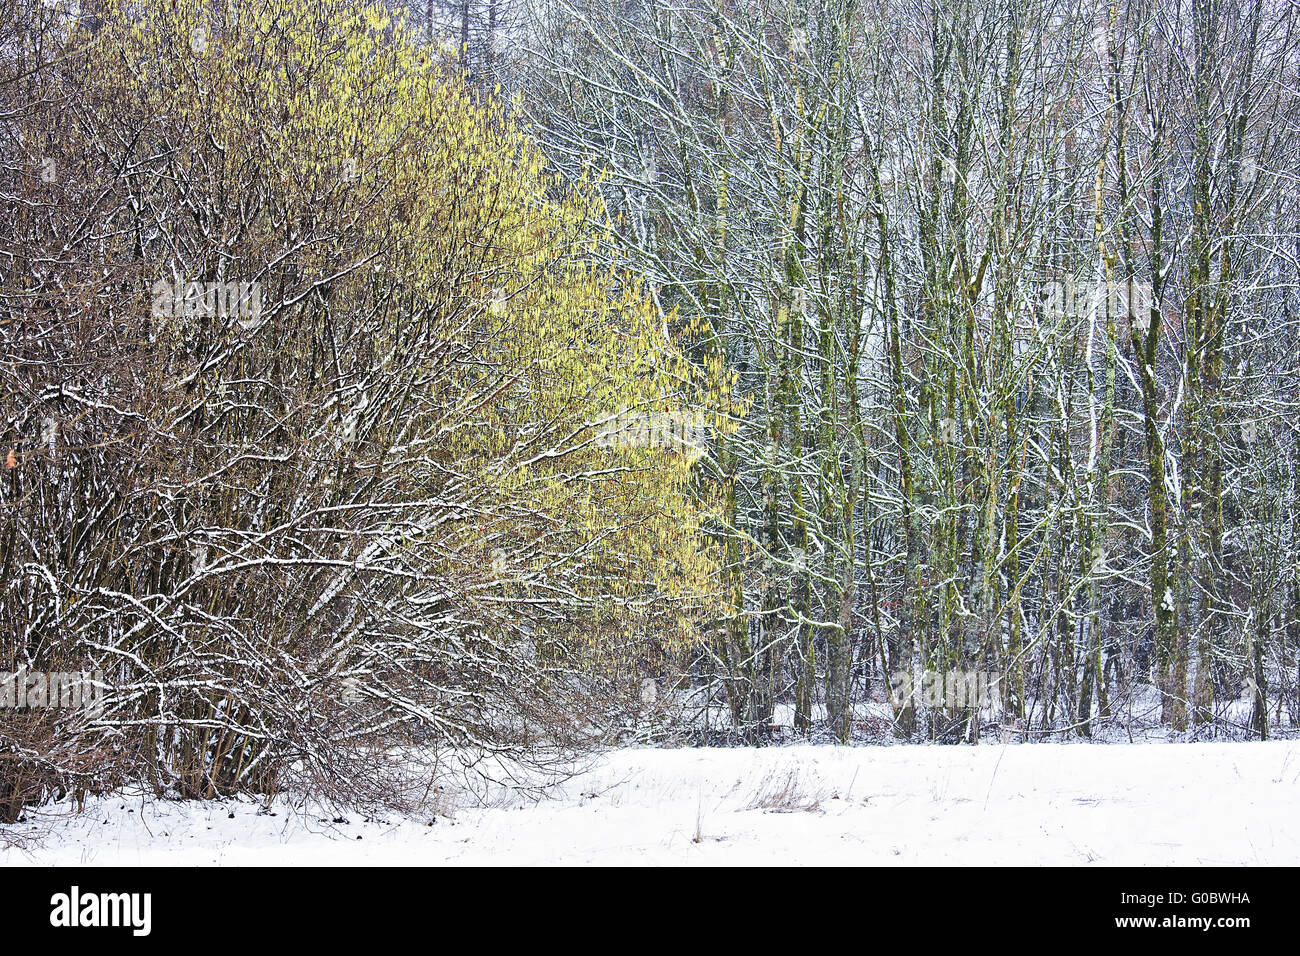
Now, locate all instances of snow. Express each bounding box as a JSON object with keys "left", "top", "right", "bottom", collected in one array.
[{"left": 4, "top": 741, "right": 1297, "bottom": 865}]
